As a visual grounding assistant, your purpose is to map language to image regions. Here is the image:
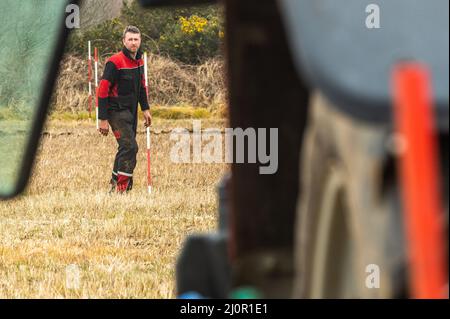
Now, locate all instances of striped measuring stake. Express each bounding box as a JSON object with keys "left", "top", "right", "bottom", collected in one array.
[
  {"left": 87, "top": 41, "right": 93, "bottom": 118},
  {"left": 94, "top": 47, "right": 99, "bottom": 130},
  {"left": 144, "top": 52, "right": 152, "bottom": 194}
]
